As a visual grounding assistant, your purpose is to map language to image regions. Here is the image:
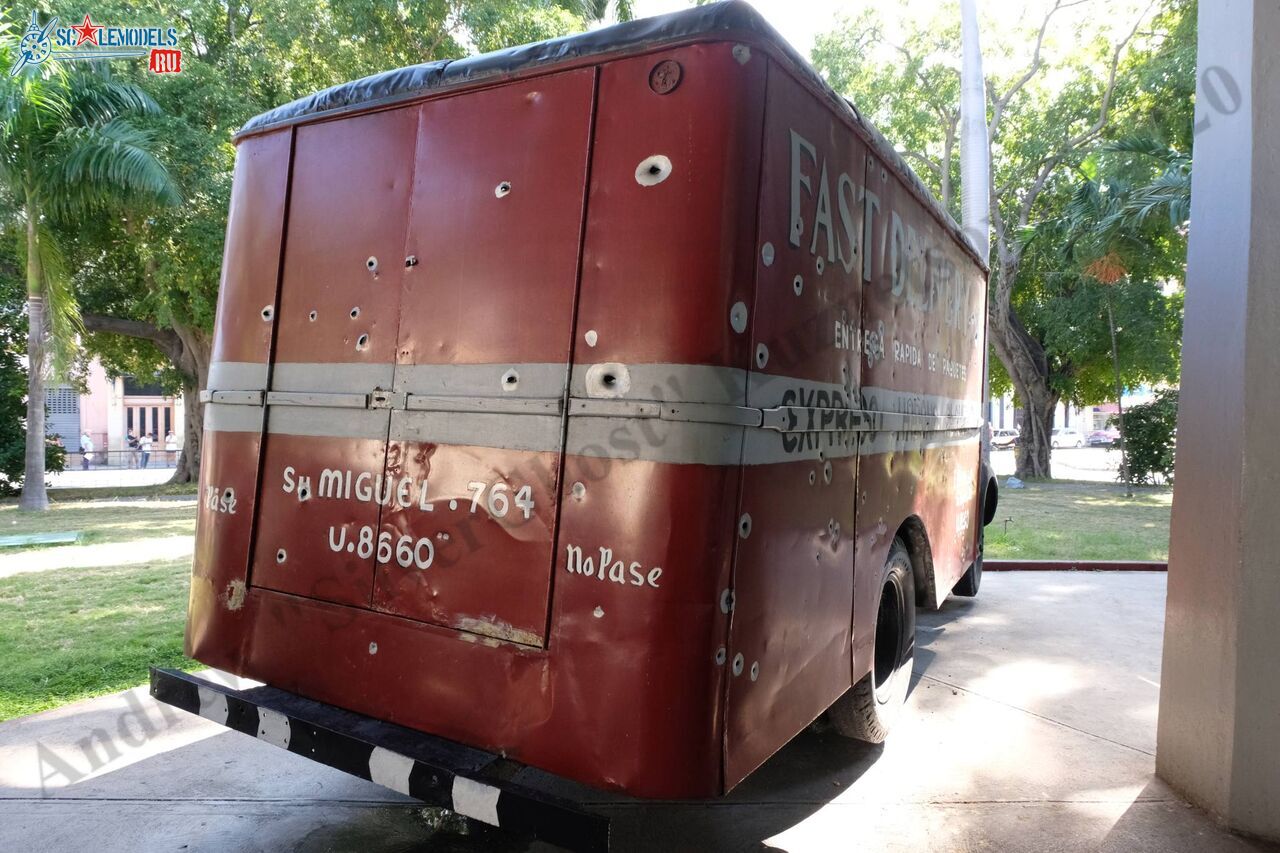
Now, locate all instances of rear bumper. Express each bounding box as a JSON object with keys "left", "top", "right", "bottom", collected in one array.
[{"left": 149, "top": 667, "right": 610, "bottom": 853}]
